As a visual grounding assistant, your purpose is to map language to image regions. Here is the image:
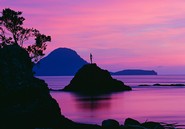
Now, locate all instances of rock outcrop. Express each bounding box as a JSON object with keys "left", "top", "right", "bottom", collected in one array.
[
  {"left": 63, "top": 63, "right": 132, "bottom": 94},
  {"left": 102, "top": 119, "right": 120, "bottom": 127},
  {"left": 102, "top": 118, "right": 176, "bottom": 129},
  {"left": 0, "top": 44, "right": 71, "bottom": 128}
]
